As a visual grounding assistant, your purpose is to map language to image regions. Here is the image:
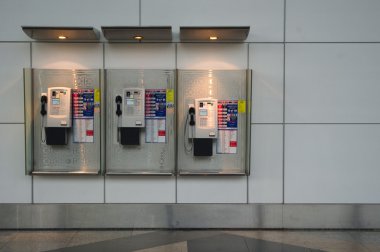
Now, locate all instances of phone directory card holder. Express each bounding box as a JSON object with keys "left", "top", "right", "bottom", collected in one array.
[
  {"left": 145, "top": 89, "right": 166, "bottom": 143},
  {"left": 72, "top": 89, "right": 95, "bottom": 143},
  {"left": 217, "top": 100, "right": 238, "bottom": 154}
]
